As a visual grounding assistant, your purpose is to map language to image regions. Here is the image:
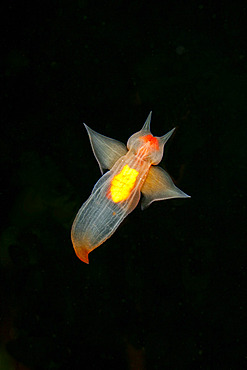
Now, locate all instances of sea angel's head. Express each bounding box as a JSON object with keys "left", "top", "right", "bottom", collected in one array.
[{"left": 127, "top": 112, "right": 175, "bottom": 165}]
